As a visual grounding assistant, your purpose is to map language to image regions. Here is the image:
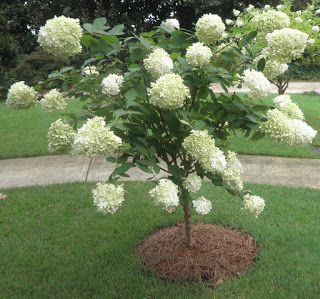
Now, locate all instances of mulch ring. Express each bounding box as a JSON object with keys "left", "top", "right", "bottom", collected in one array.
[{"left": 136, "top": 222, "right": 260, "bottom": 286}]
